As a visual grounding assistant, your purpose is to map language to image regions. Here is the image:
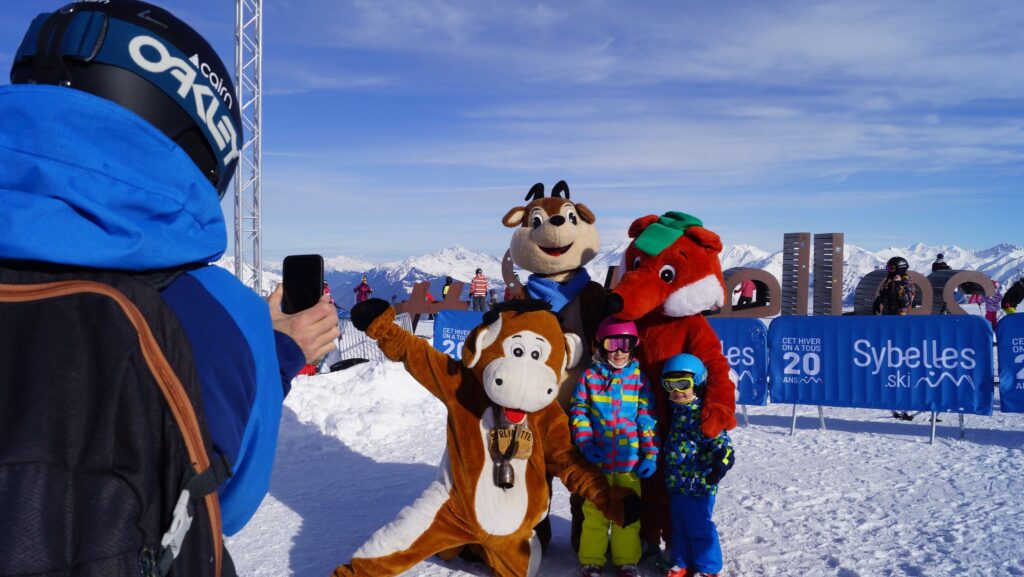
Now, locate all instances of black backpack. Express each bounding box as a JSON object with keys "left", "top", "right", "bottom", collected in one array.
[{"left": 0, "top": 265, "right": 236, "bottom": 577}]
